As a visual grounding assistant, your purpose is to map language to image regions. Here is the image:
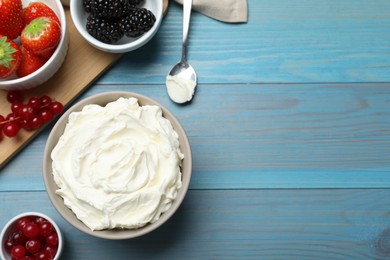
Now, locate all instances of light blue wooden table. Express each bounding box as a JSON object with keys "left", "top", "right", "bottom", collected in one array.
[{"left": 1, "top": 0, "right": 390, "bottom": 259}]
